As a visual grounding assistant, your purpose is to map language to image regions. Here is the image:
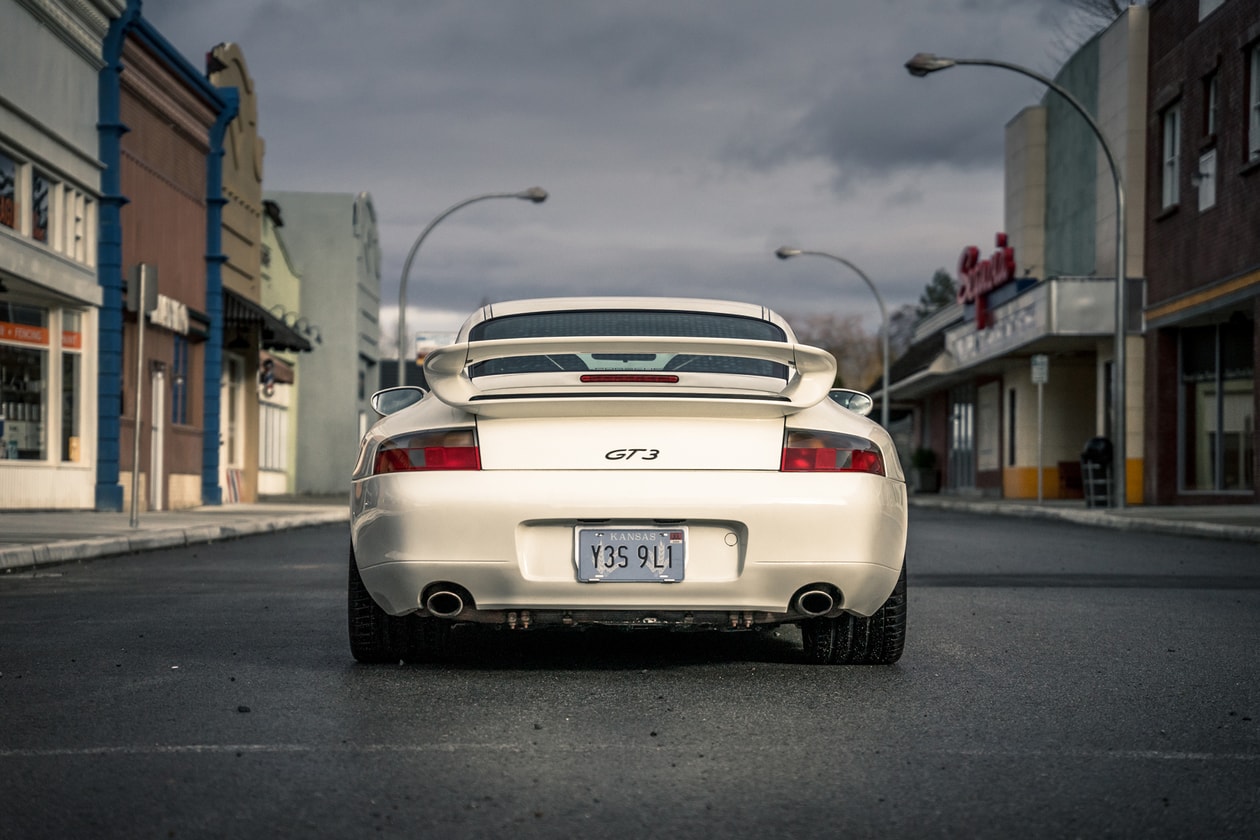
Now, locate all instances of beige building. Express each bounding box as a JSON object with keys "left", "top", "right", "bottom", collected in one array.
[{"left": 208, "top": 43, "right": 310, "bottom": 502}]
